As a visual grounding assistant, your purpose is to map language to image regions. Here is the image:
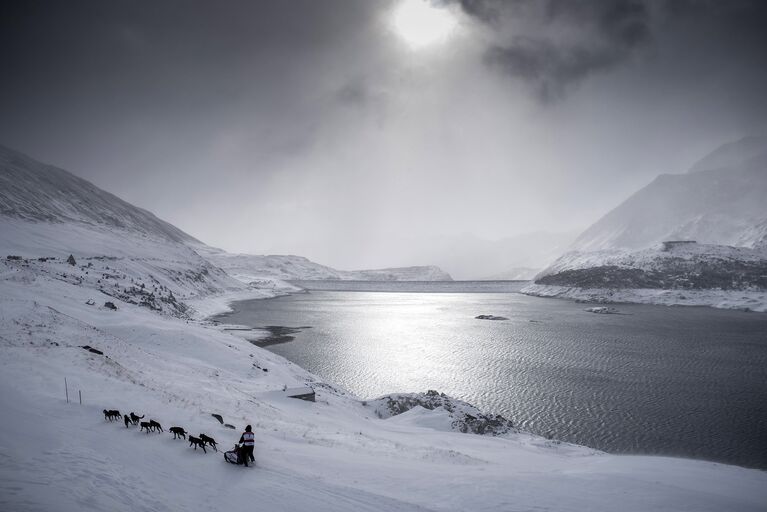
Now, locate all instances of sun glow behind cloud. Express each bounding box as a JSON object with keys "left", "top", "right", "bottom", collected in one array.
[{"left": 392, "top": 0, "right": 457, "bottom": 49}]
